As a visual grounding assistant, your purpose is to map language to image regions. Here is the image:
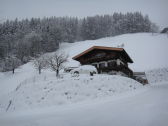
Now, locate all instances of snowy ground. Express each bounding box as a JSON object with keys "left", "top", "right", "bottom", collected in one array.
[
  {"left": 0, "top": 62, "right": 36, "bottom": 96},
  {"left": 146, "top": 68, "right": 168, "bottom": 83},
  {"left": 0, "top": 33, "right": 168, "bottom": 126},
  {"left": 0, "top": 33, "right": 167, "bottom": 96},
  {"left": 0, "top": 71, "right": 143, "bottom": 113},
  {"left": 0, "top": 82, "right": 168, "bottom": 126}
]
